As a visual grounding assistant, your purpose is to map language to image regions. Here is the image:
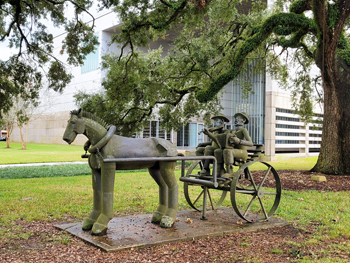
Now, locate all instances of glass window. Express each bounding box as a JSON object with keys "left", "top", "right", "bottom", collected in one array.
[
  {"left": 198, "top": 124, "right": 204, "bottom": 144},
  {"left": 81, "top": 34, "right": 100, "bottom": 74},
  {"left": 177, "top": 126, "right": 184, "bottom": 146},
  {"left": 151, "top": 121, "right": 157, "bottom": 137},
  {"left": 230, "top": 58, "right": 265, "bottom": 145},
  {"left": 177, "top": 123, "right": 203, "bottom": 147},
  {"left": 142, "top": 121, "right": 171, "bottom": 141},
  {"left": 189, "top": 123, "right": 198, "bottom": 147}
]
